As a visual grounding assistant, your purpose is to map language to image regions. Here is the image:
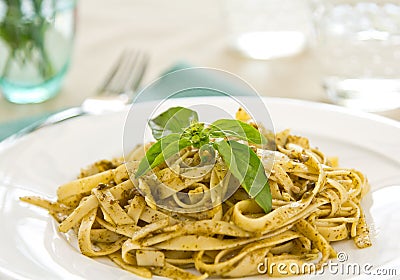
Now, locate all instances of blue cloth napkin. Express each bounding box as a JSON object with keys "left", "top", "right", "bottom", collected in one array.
[
  {"left": 0, "top": 112, "right": 56, "bottom": 141},
  {"left": 0, "top": 63, "right": 255, "bottom": 141}
]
